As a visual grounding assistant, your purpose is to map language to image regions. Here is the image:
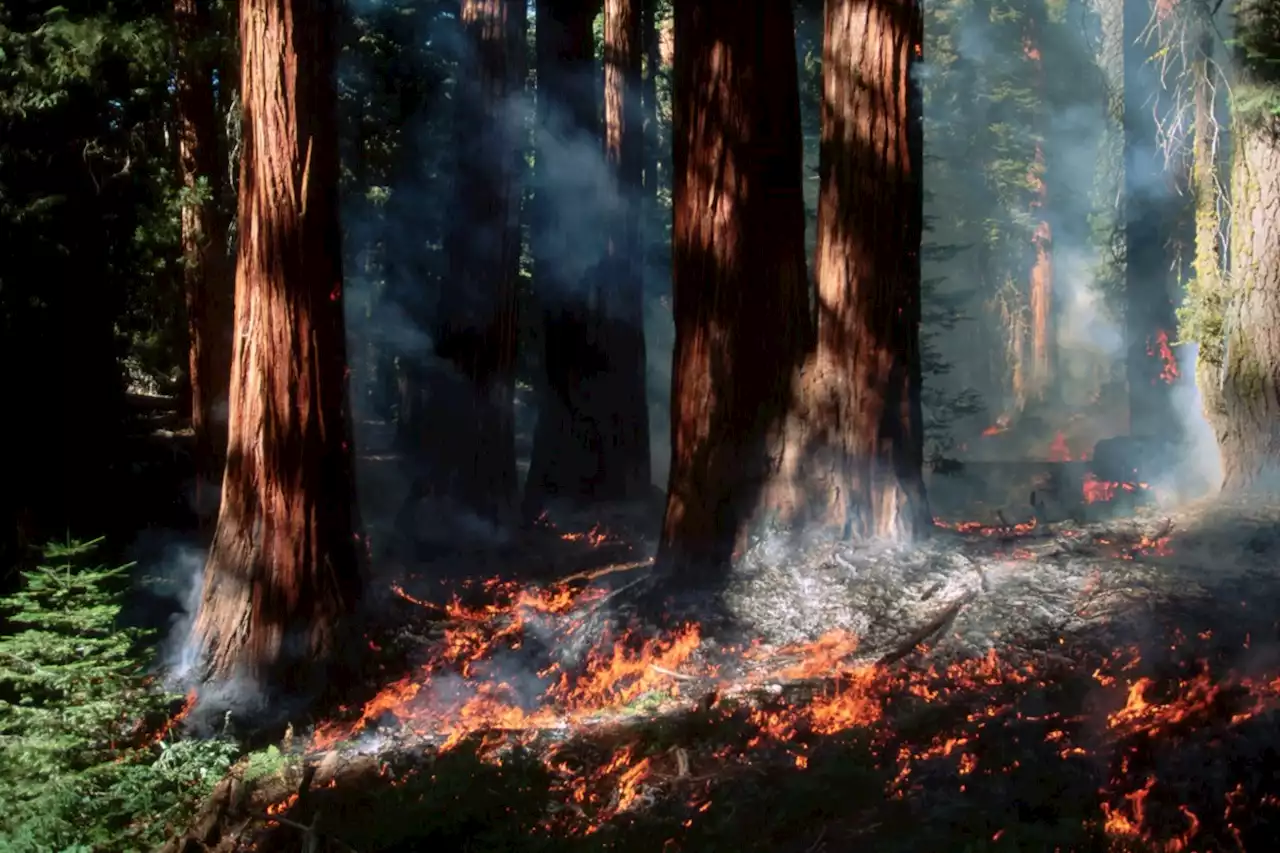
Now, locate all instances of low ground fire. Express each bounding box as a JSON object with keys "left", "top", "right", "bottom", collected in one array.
[{"left": 162, "top": 499, "right": 1280, "bottom": 853}]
